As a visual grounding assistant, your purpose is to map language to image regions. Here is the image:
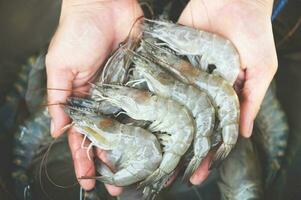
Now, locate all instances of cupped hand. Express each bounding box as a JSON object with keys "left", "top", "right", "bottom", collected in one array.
[
  {"left": 178, "top": 0, "right": 277, "bottom": 185},
  {"left": 46, "top": 0, "right": 143, "bottom": 194}
]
